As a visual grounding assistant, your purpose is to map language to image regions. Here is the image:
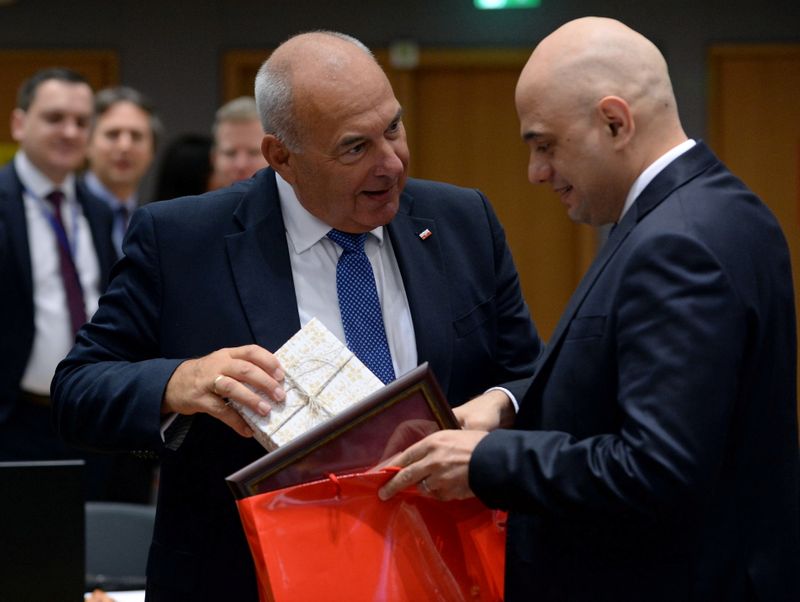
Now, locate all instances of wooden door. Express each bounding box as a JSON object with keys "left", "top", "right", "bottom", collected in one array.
[{"left": 0, "top": 50, "right": 119, "bottom": 164}]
